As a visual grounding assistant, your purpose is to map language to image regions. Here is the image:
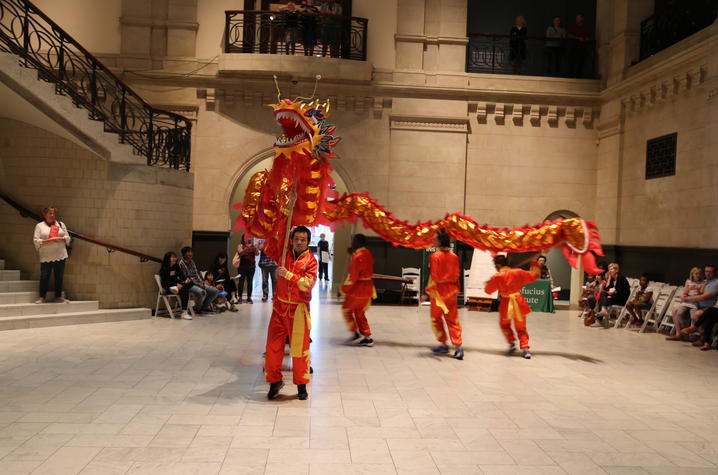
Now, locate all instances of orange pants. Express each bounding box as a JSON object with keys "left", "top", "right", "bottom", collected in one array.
[
  {"left": 499, "top": 314, "right": 529, "bottom": 349},
  {"left": 342, "top": 295, "right": 372, "bottom": 336},
  {"left": 265, "top": 301, "right": 311, "bottom": 385},
  {"left": 430, "top": 298, "right": 462, "bottom": 346}
]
